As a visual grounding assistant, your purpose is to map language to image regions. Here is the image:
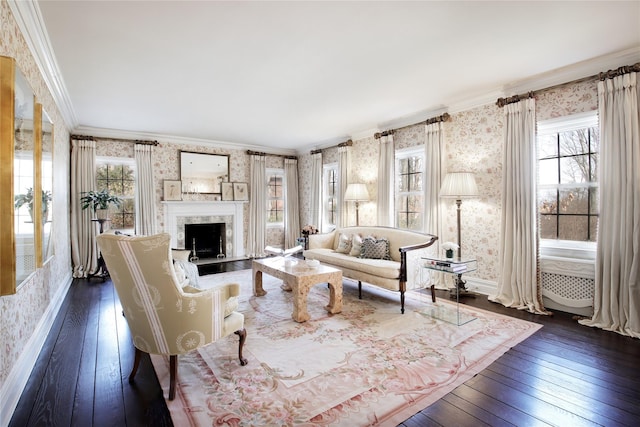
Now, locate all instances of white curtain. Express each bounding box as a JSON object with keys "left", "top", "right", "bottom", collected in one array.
[
  {"left": 377, "top": 134, "right": 395, "bottom": 226},
  {"left": 70, "top": 139, "right": 98, "bottom": 278},
  {"left": 491, "top": 98, "right": 547, "bottom": 314},
  {"left": 580, "top": 70, "right": 640, "bottom": 337},
  {"left": 424, "top": 122, "right": 446, "bottom": 287},
  {"left": 134, "top": 144, "right": 157, "bottom": 235},
  {"left": 337, "top": 145, "right": 350, "bottom": 228},
  {"left": 284, "top": 158, "right": 301, "bottom": 248},
  {"left": 248, "top": 154, "right": 266, "bottom": 257},
  {"left": 310, "top": 152, "right": 323, "bottom": 231}
]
